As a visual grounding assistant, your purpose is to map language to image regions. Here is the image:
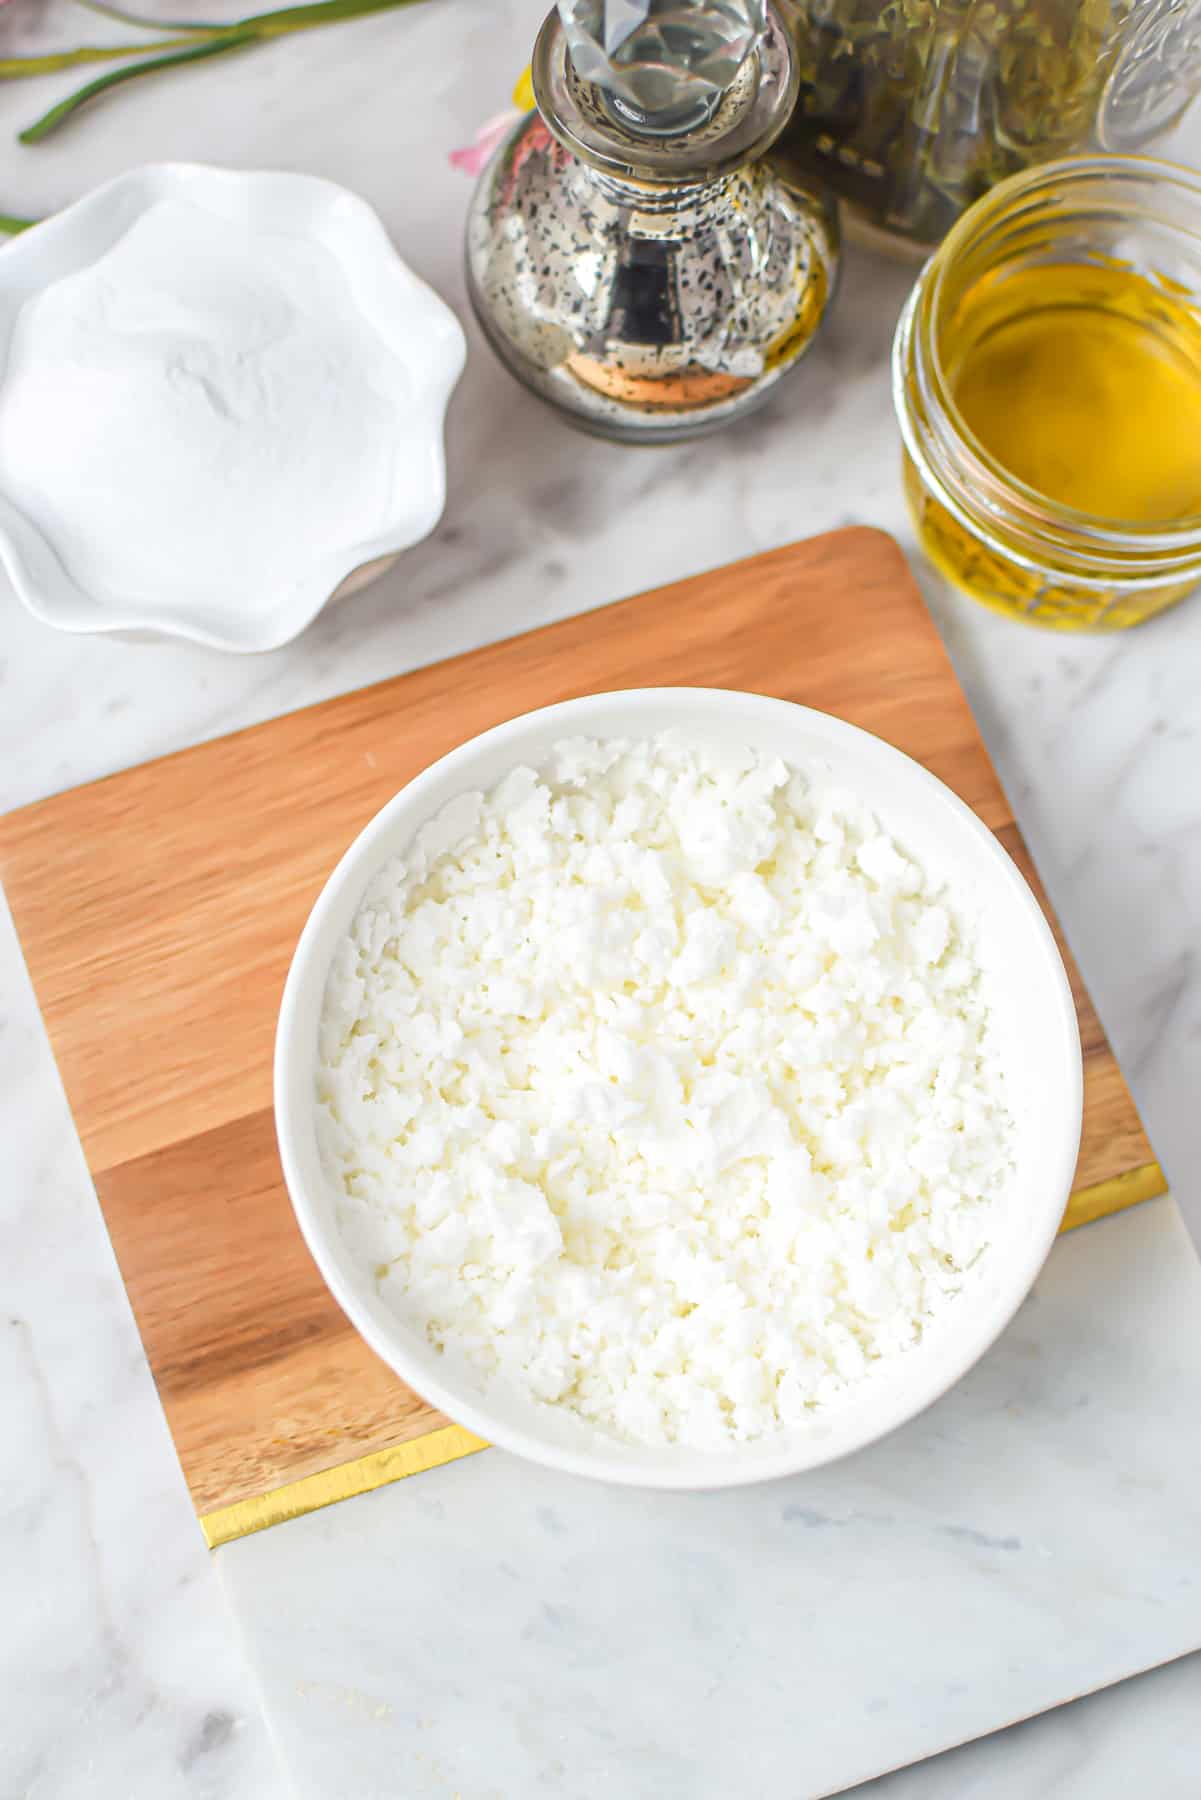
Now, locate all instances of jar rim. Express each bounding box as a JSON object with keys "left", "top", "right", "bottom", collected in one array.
[{"left": 916, "top": 153, "right": 1201, "bottom": 552}]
